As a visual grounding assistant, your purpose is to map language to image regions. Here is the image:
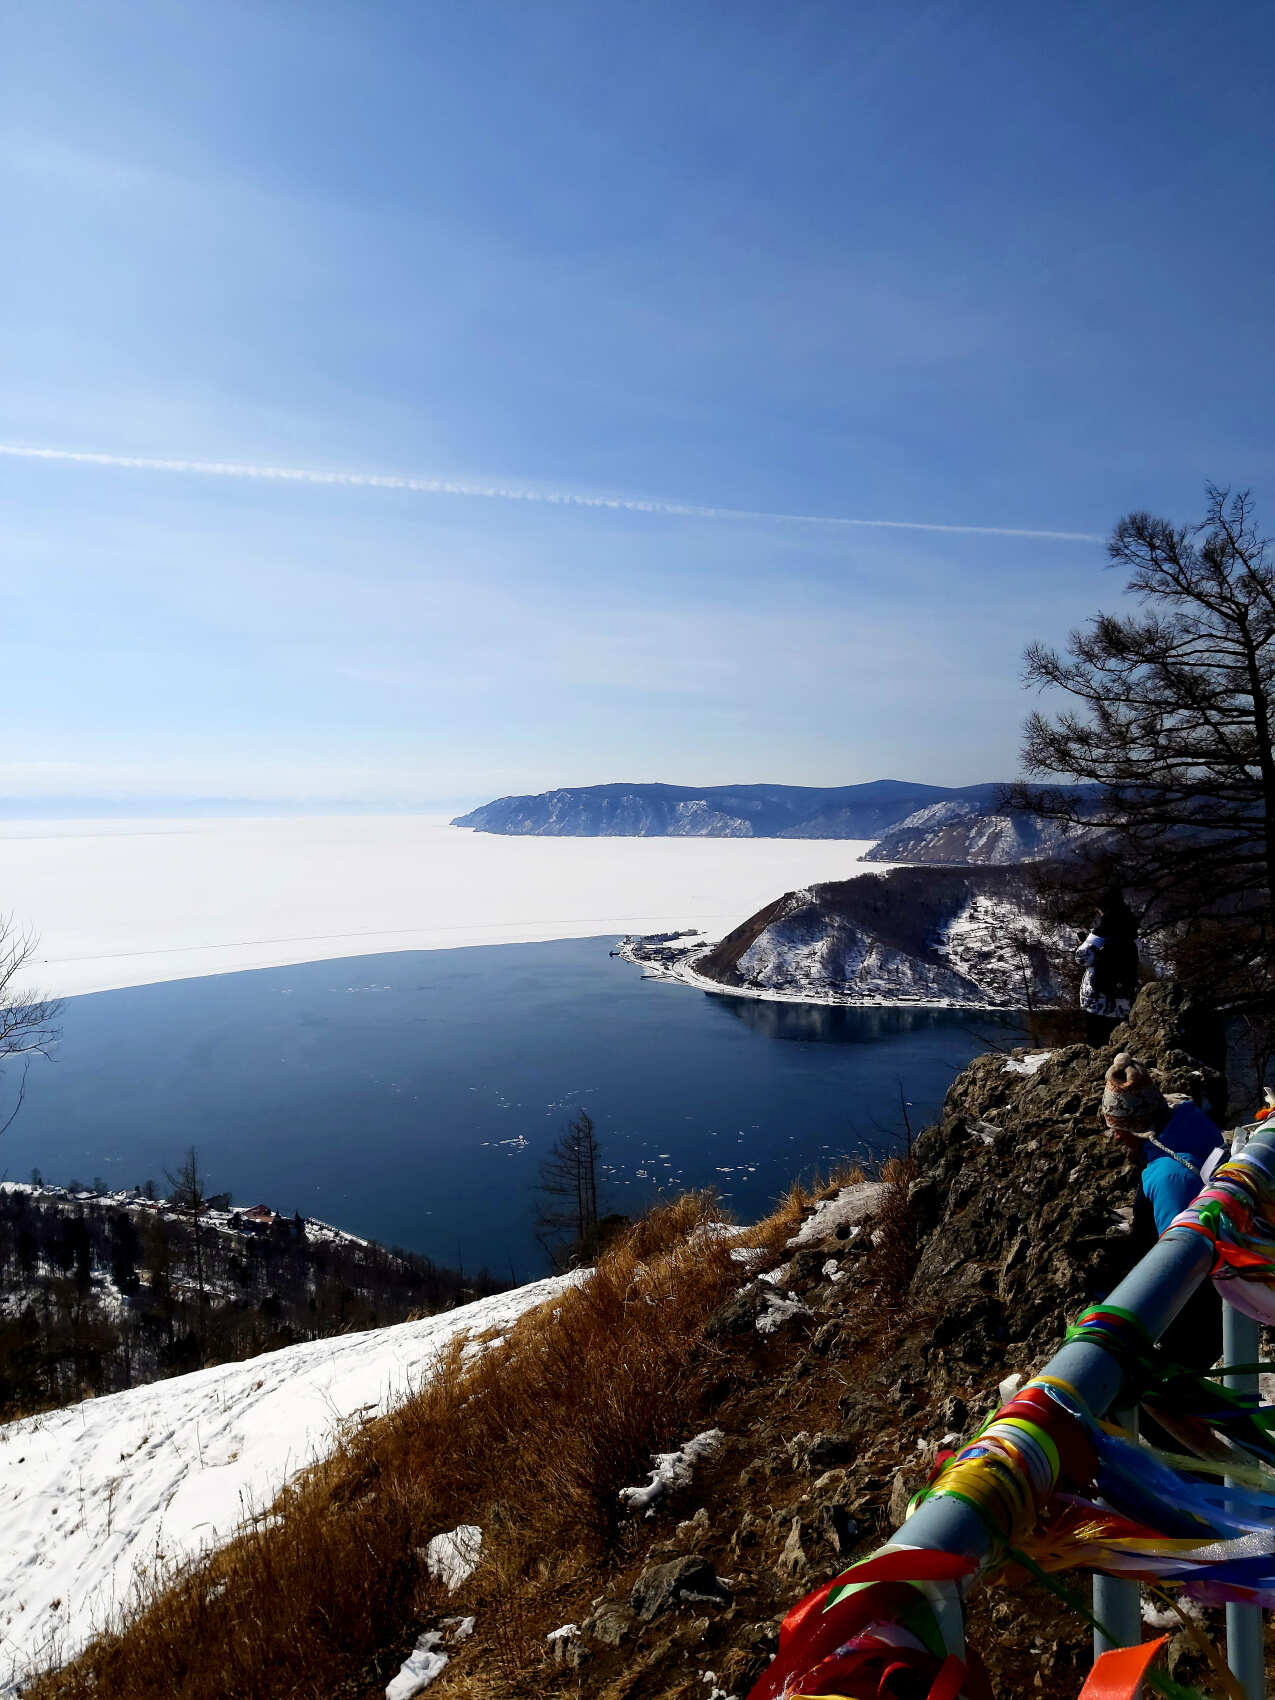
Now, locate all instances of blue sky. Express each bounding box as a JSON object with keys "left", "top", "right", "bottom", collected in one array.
[{"left": 4, "top": 0, "right": 1273, "bottom": 806}]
